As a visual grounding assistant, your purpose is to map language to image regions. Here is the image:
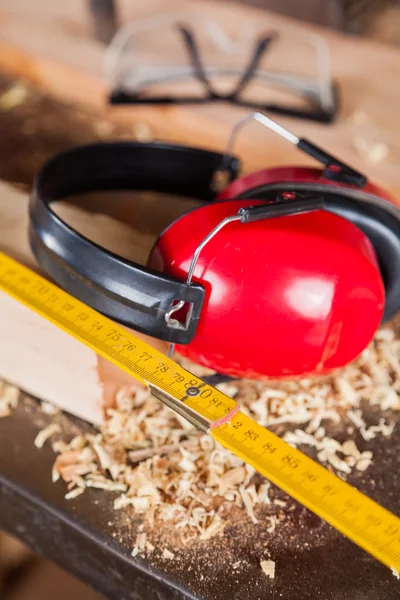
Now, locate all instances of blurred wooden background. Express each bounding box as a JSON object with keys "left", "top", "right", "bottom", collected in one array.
[
  {"left": 222, "top": 0, "right": 398, "bottom": 34},
  {"left": 89, "top": 0, "right": 400, "bottom": 41}
]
